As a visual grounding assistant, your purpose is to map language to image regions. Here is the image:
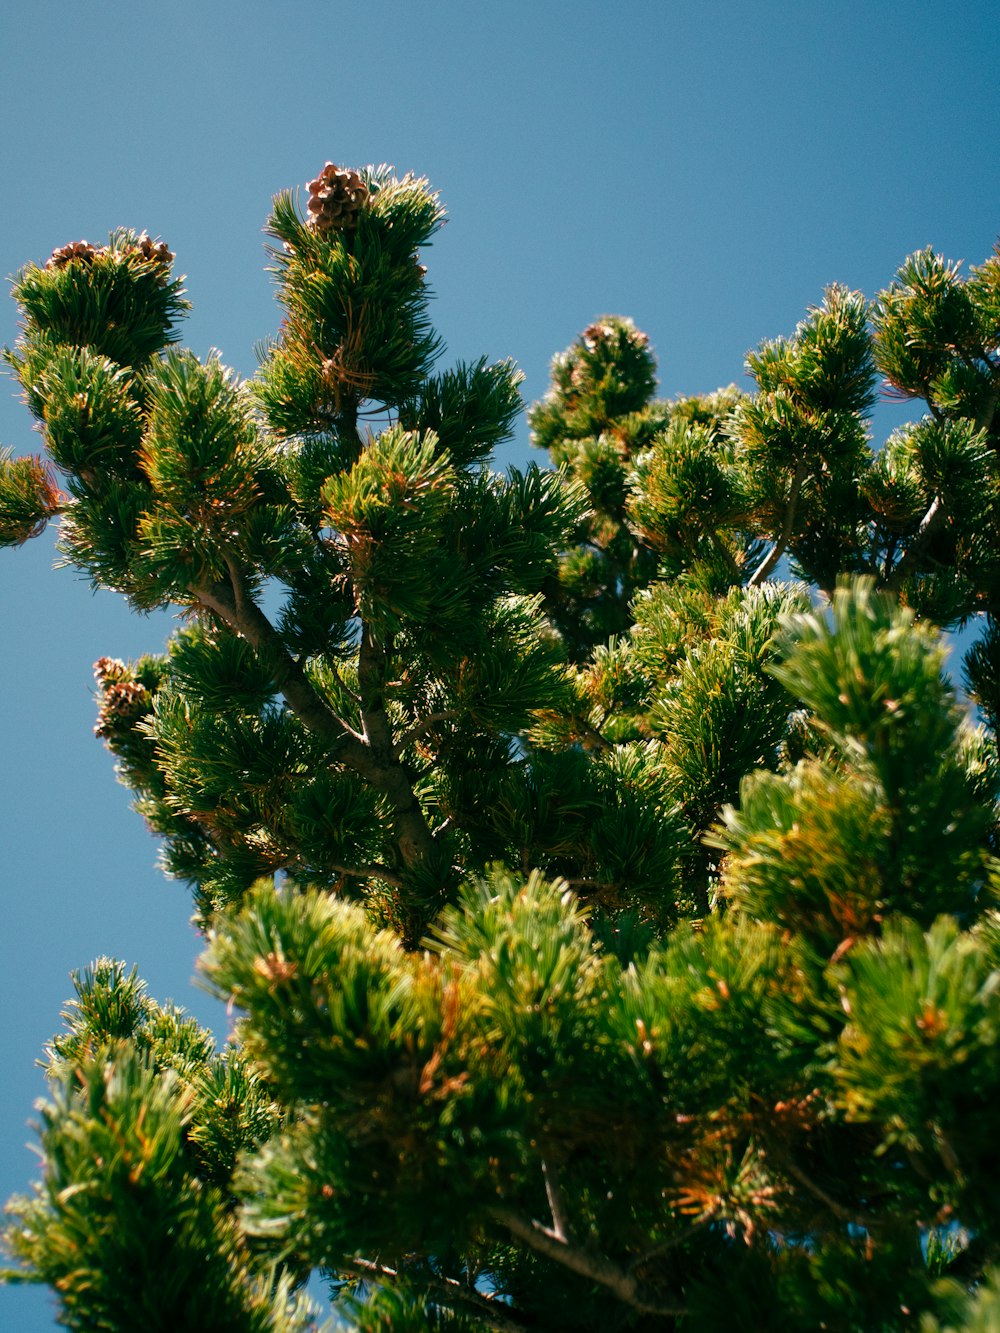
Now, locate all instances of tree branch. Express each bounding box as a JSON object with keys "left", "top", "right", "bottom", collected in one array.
[
  {"left": 489, "top": 1205, "right": 686, "bottom": 1319},
  {"left": 194, "top": 564, "right": 438, "bottom": 880},
  {"left": 341, "top": 1256, "right": 529, "bottom": 1332},
  {"left": 575, "top": 716, "right": 613, "bottom": 752},
  {"left": 194, "top": 571, "right": 362, "bottom": 749},
  {"left": 781, "top": 1157, "right": 881, "bottom": 1229},
  {"left": 885, "top": 492, "right": 946, "bottom": 590},
  {"left": 393, "top": 710, "right": 462, "bottom": 760},
  {"left": 330, "top": 862, "right": 405, "bottom": 888},
  {"left": 542, "top": 1157, "right": 572, "bottom": 1244},
  {"left": 628, "top": 1216, "right": 714, "bottom": 1274},
  {"left": 356, "top": 624, "right": 437, "bottom": 870},
  {"left": 748, "top": 462, "right": 807, "bottom": 587}
]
